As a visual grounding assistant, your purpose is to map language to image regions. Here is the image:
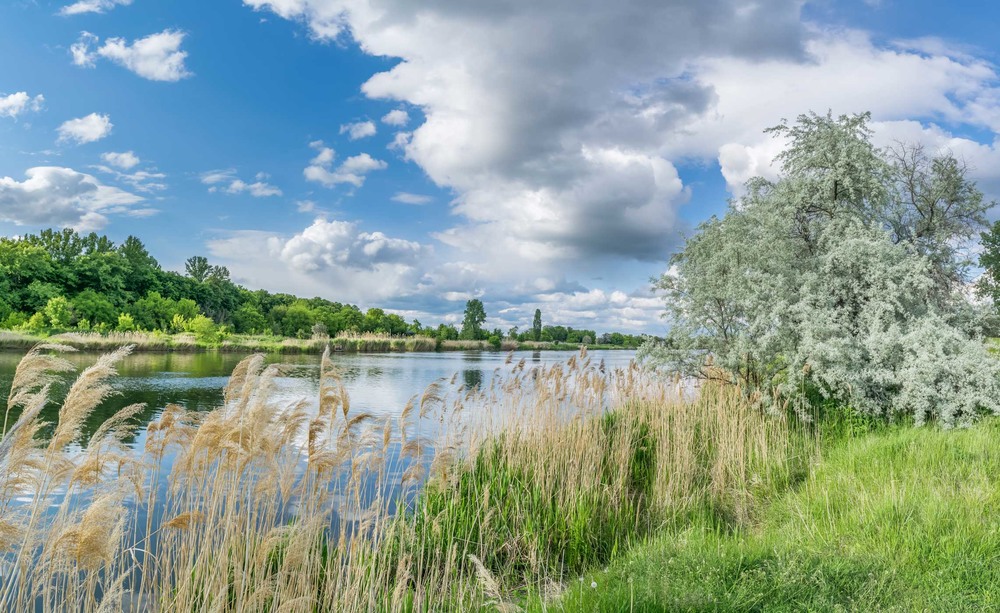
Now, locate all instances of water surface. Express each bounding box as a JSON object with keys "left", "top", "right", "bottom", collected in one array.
[{"left": 0, "top": 349, "right": 637, "bottom": 448}]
